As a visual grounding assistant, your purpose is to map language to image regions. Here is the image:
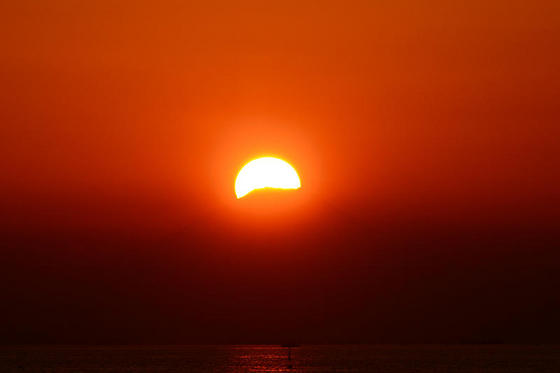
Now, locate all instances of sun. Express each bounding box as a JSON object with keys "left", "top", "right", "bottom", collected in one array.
[{"left": 235, "top": 157, "right": 301, "bottom": 199}]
